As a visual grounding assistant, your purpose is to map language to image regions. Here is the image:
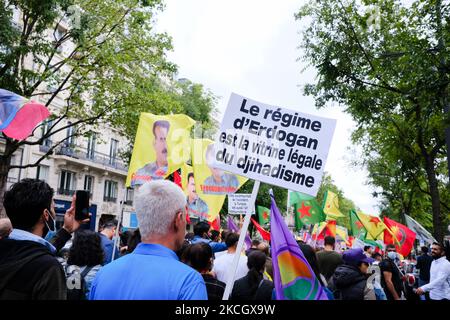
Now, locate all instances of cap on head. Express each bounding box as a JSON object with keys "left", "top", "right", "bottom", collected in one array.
[{"left": 343, "top": 248, "right": 374, "bottom": 266}]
